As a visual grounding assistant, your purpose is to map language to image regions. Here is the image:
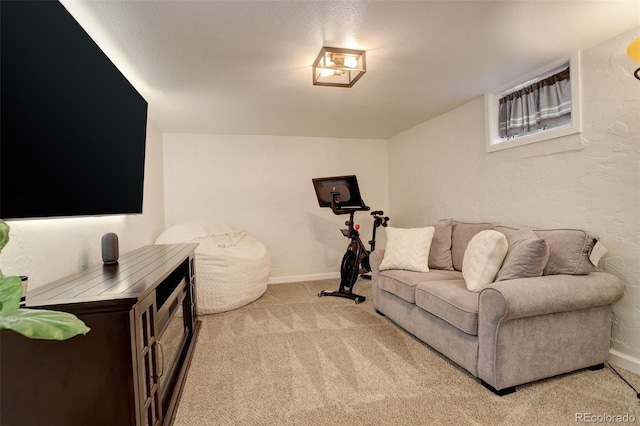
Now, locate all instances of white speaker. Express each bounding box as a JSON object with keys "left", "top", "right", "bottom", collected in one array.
[{"left": 101, "top": 233, "right": 119, "bottom": 264}]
